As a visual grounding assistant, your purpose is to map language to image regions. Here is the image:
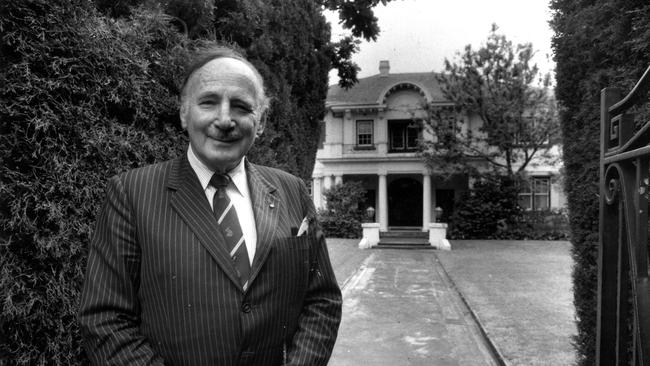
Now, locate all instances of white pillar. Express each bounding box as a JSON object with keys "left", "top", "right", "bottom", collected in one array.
[
  {"left": 422, "top": 173, "right": 431, "bottom": 231},
  {"left": 323, "top": 175, "right": 333, "bottom": 191},
  {"left": 322, "top": 175, "right": 333, "bottom": 208},
  {"left": 312, "top": 177, "right": 323, "bottom": 210},
  {"left": 429, "top": 223, "right": 451, "bottom": 250},
  {"left": 334, "top": 175, "right": 343, "bottom": 186},
  {"left": 378, "top": 173, "right": 388, "bottom": 231},
  {"left": 359, "top": 223, "right": 381, "bottom": 249}
]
